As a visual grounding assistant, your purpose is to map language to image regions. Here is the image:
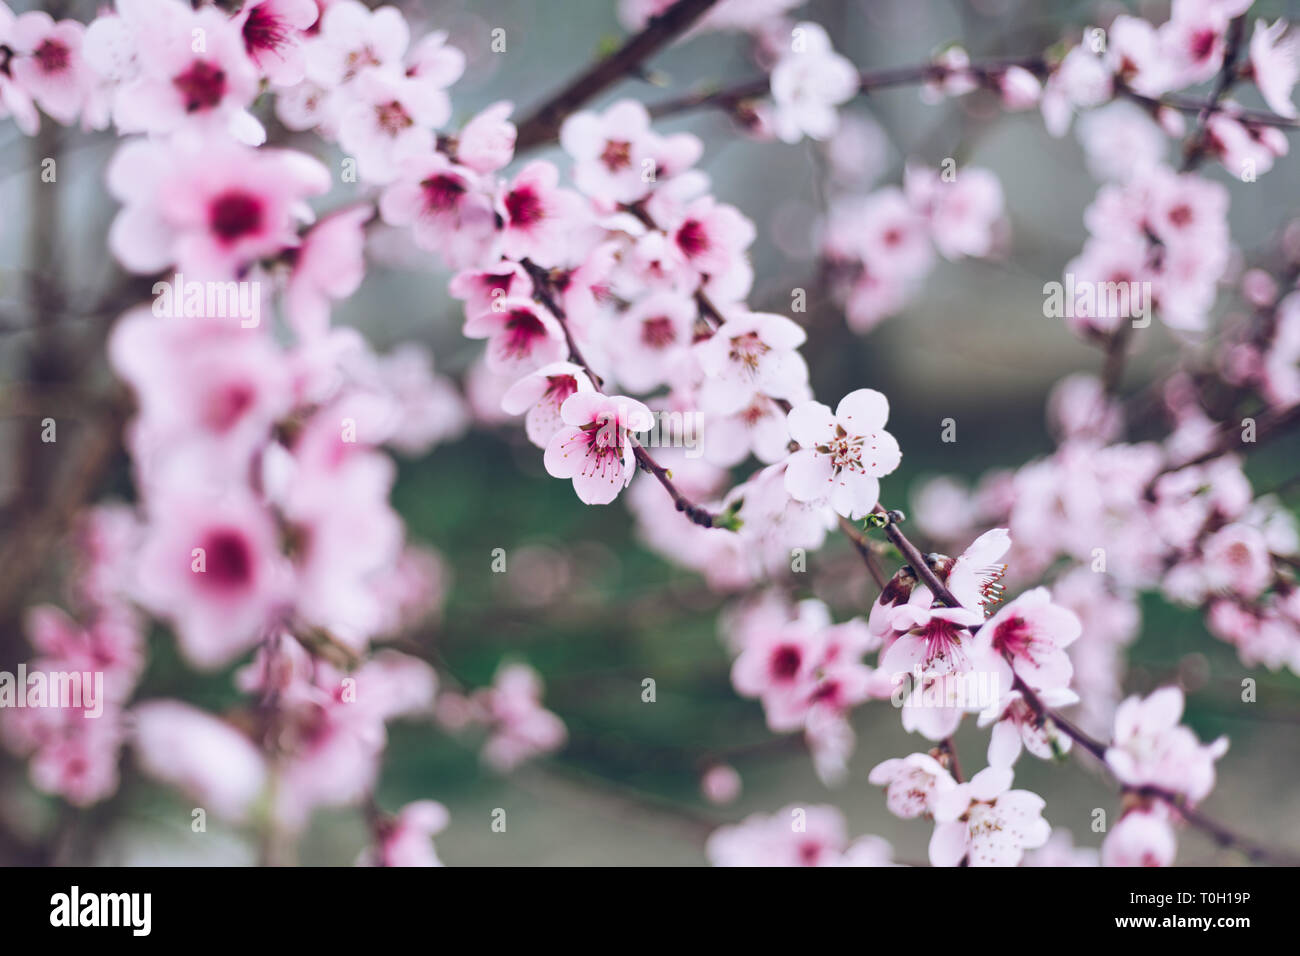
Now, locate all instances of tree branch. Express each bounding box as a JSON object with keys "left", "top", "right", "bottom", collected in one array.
[
  {"left": 513, "top": 0, "right": 723, "bottom": 152},
  {"left": 867, "top": 504, "right": 1300, "bottom": 865},
  {"left": 519, "top": 258, "right": 726, "bottom": 528}
]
